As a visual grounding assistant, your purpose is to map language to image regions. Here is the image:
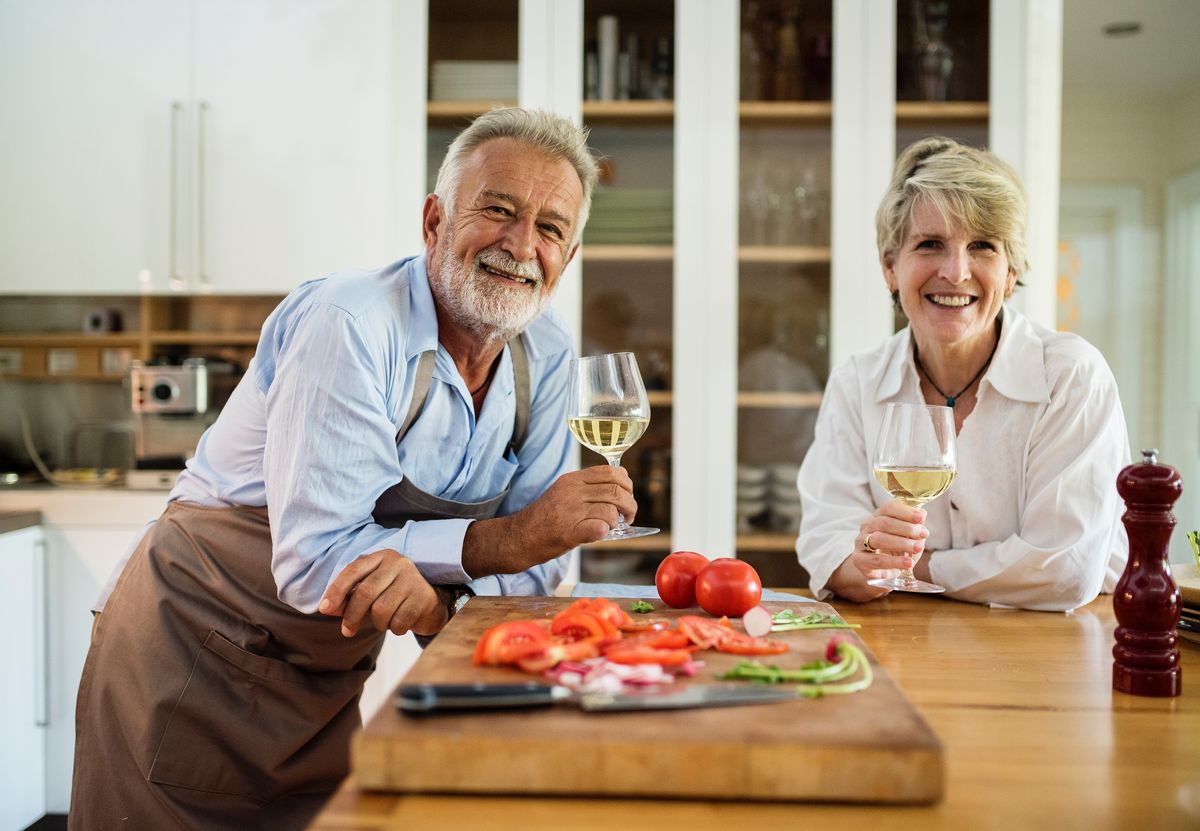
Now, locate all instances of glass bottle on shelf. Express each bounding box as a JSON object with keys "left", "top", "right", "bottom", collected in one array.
[
  {"left": 914, "top": 0, "right": 953, "bottom": 101},
  {"left": 775, "top": 5, "right": 803, "bottom": 101},
  {"left": 740, "top": 1, "right": 762, "bottom": 101}
]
